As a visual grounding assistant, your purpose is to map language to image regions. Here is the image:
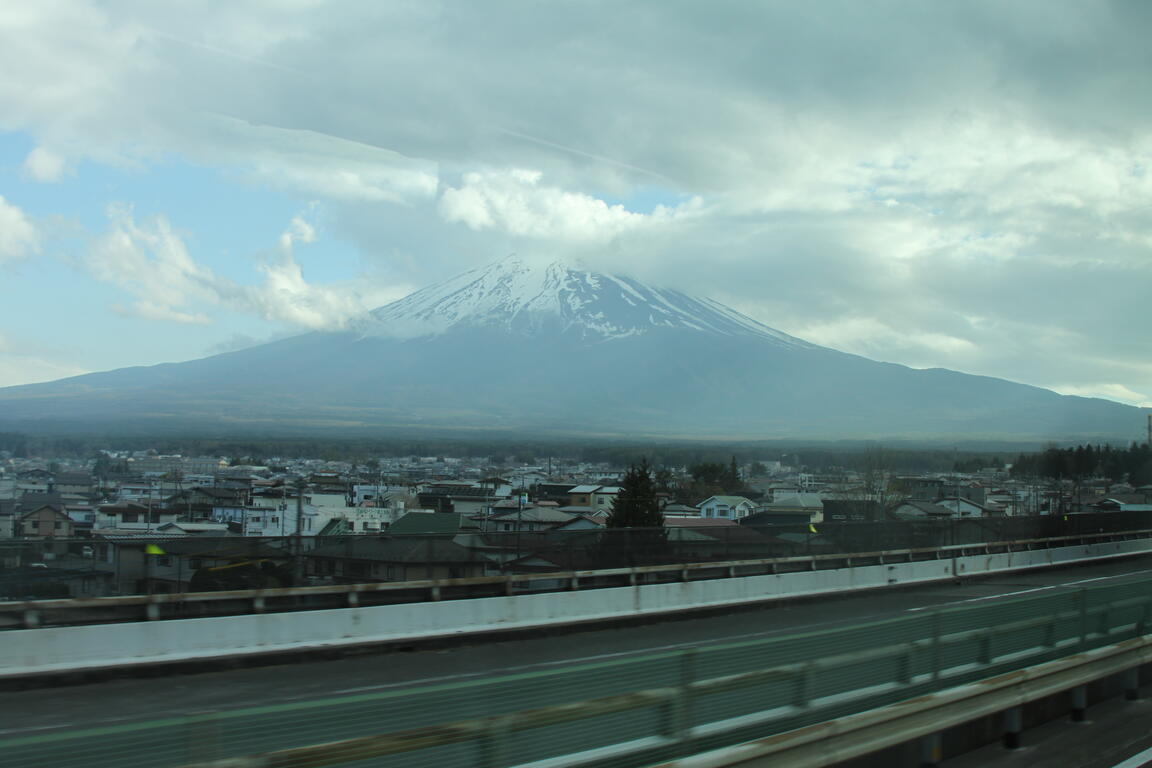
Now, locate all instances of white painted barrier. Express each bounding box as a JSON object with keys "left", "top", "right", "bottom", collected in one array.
[{"left": 4, "top": 538, "right": 1150, "bottom": 679}]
